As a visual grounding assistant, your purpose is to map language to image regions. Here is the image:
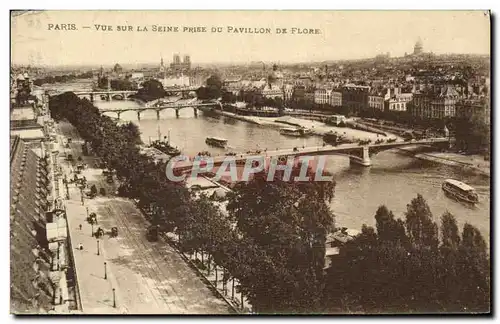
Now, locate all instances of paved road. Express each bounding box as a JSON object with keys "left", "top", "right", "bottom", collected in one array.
[{"left": 57, "top": 121, "right": 232, "bottom": 314}]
